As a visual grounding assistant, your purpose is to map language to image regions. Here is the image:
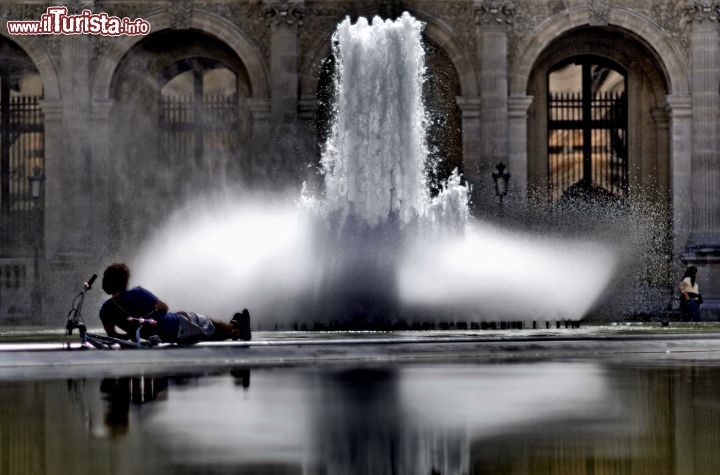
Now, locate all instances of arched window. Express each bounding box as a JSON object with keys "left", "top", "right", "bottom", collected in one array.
[
  {"left": 547, "top": 56, "right": 627, "bottom": 202},
  {"left": 110, "top": 30, "right": 252, "bottom": 246}
]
